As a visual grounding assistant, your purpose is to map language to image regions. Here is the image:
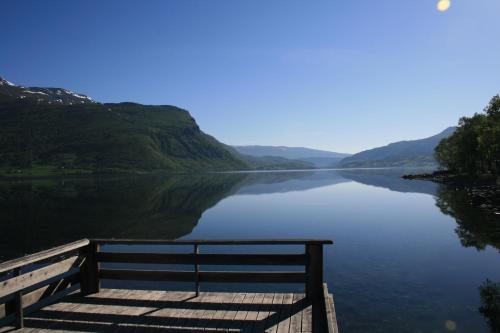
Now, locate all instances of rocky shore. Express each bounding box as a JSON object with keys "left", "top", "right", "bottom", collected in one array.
[{"left": 403, "top": 171, "right": 500, "bottom": 215}]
